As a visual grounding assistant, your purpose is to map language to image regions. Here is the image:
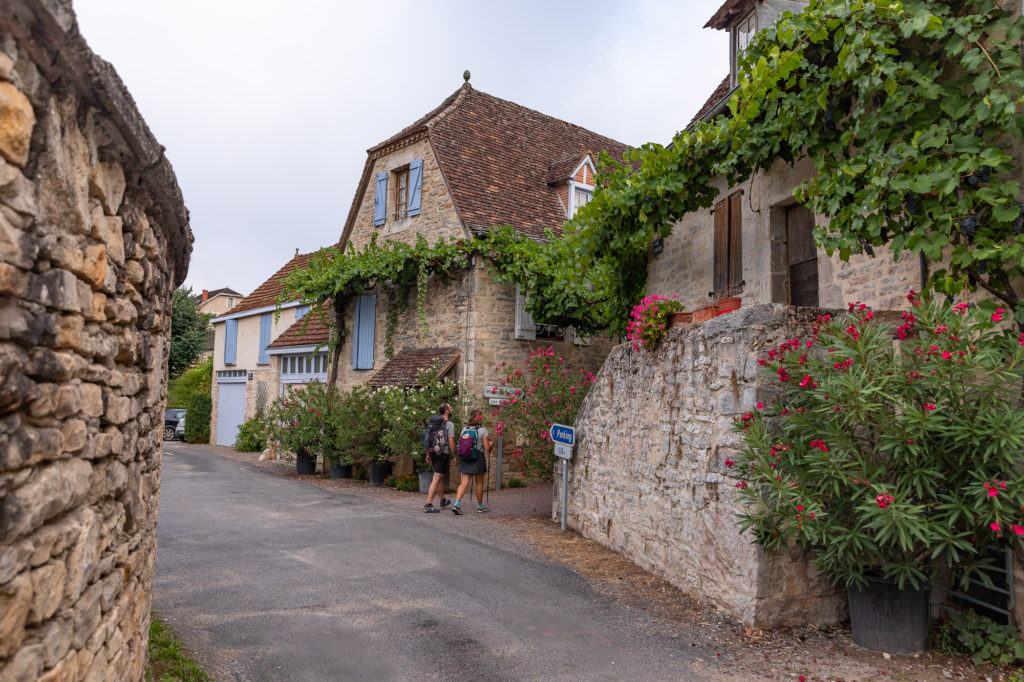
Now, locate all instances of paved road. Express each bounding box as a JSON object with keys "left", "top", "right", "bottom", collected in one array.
[{"left": 156, "top": 443, "right": 717, "bottom": 681}]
